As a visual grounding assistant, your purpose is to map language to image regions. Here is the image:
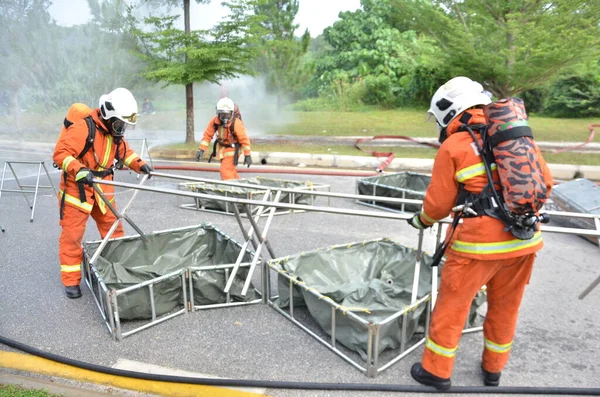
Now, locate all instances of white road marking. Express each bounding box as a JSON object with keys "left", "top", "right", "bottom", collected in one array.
[{"left": 112, "top": 358, "right": 267, "bottom": 395}]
